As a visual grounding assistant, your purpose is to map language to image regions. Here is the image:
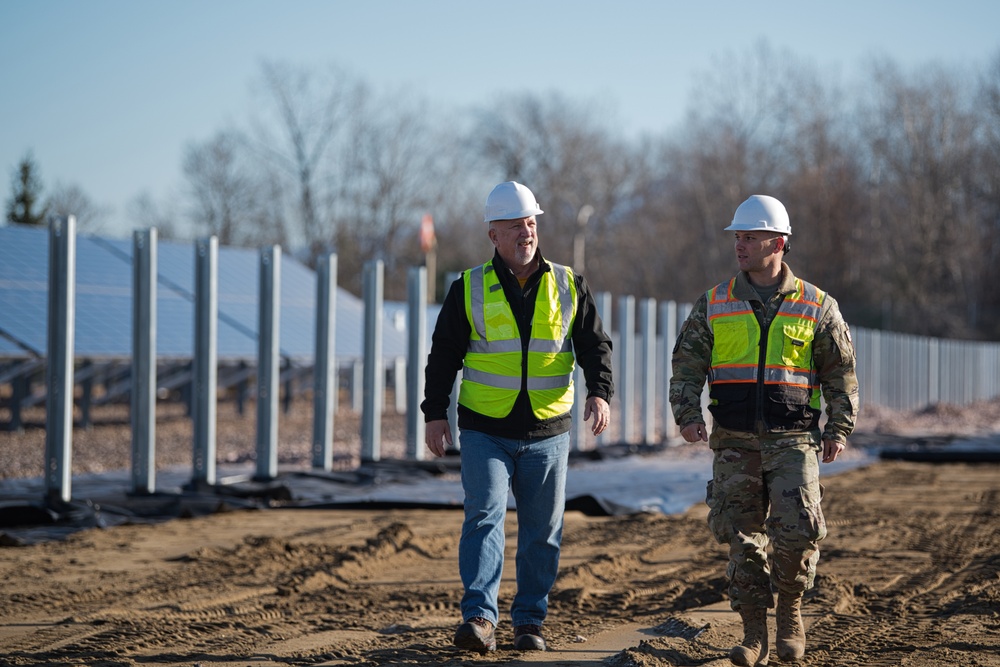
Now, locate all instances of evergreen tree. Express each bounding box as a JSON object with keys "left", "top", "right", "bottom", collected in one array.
[{"left": 6, "top": 153, "right": 49, "bottom": 225}]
